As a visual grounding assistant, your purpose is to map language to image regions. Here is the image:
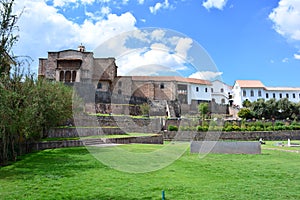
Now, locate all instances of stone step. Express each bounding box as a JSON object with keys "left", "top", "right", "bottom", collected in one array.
[{"left": 81, "top": 139, "right": 106, "bottom": 146}]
